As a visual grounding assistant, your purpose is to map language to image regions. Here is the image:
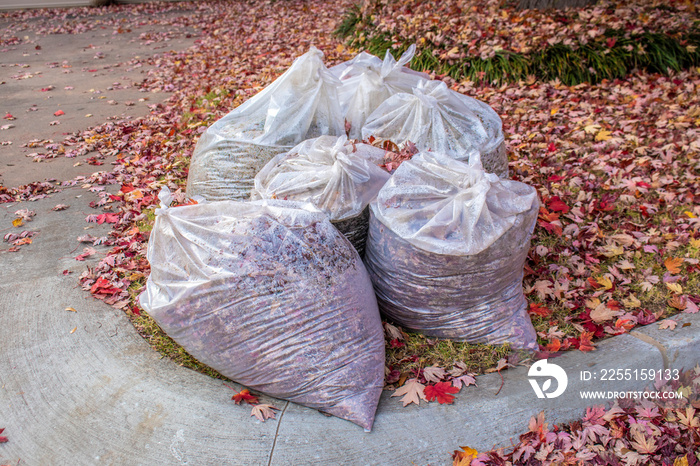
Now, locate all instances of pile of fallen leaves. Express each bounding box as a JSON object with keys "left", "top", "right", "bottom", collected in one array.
[
  {"left": 454, "top": 366, "right": 700, "bottom": 465},
  {"left": 1, "top": 0, "right": 698, "bottom": 414},
  {"left": 345, "top": 0, "right": 698, "bottom": 58},
  {"left": 339, "top": 0, "right": 700, "bottom": 84}
]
